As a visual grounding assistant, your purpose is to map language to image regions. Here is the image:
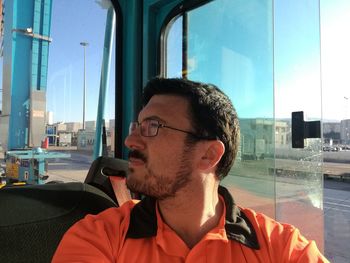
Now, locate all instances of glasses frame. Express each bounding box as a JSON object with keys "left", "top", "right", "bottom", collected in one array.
[{"left": 129, "top": 119, "right": 207, "bottom": 139}]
